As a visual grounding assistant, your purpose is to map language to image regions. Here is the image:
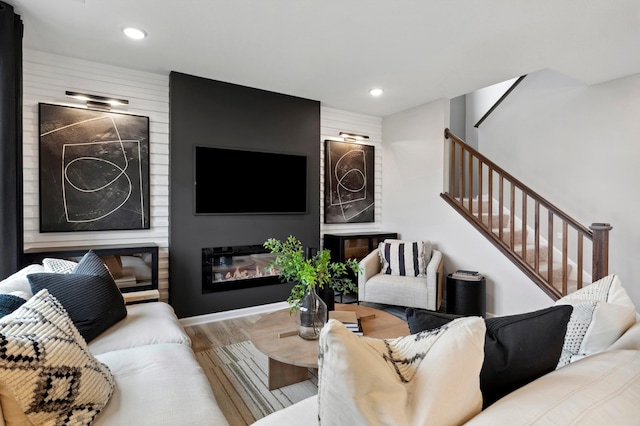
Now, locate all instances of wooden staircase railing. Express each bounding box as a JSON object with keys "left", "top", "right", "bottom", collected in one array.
[{"left": 441, "top": 128, "right": 612, "bottom": 300}]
